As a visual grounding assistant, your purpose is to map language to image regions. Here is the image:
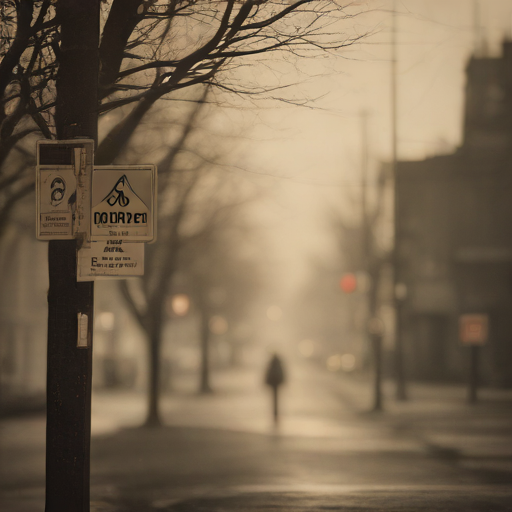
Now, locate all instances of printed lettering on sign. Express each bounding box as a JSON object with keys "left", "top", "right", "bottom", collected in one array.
[
  {"left": 36, "top": 168, "right": 76, "bottom": 239},
  {"left": 77, "top": 240, "right": 145, "bottom": 281},
  {"left": 90, "top": 166, "right": 156, "bottom": 242}
]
